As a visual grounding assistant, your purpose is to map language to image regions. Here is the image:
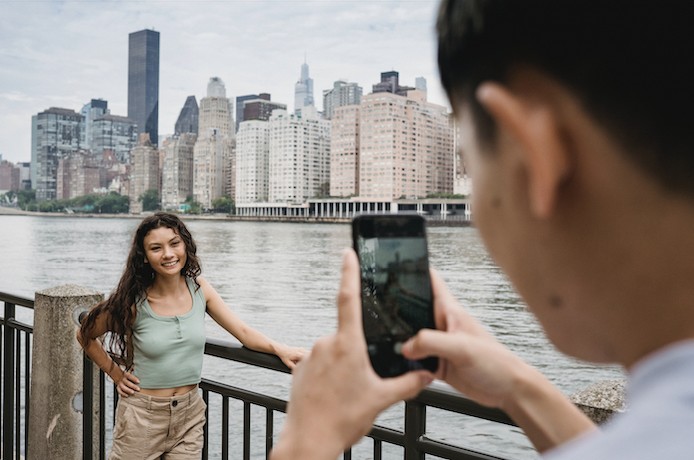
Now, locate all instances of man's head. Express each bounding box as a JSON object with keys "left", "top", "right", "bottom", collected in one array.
[
  {"left": 436, "top": 0, "right": 694, "bottom": 365},
  {"left": 437, "top": 0, "right": 694, "bottom": 196}
]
